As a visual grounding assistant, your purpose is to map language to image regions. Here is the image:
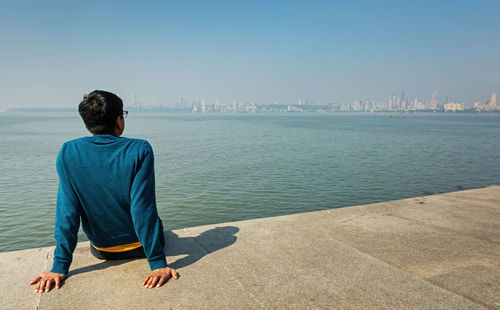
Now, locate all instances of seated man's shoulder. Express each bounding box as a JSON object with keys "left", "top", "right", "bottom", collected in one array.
[
  {"left": 119, "top": 138, "right": 155, "bottom": 158},
  {"left": 60, "top": 137, "right": 89, "bottom": 149},
  {"left": 124, "top": 137, "right": 152, "bottom": 149}
]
